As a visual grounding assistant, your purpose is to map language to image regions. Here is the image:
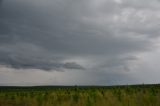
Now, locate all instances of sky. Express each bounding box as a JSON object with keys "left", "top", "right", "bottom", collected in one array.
[{"left": 0, "top": 0, "right": 160, "bottom": 86}]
